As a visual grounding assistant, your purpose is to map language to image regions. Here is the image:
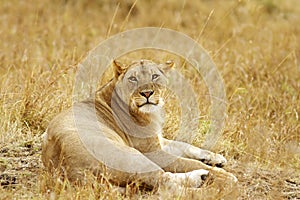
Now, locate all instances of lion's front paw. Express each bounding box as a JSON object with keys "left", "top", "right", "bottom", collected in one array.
[
  {"left": 187, "top": 147, "right": 227, "bottom": 168},
  {"left": 185, "top": 169, "right": 210, "bottom": 188},
  {"left": 200, "top": 153, "right": 227, "bottom": 168},
  {"left": 163, "top": 169, "right": 209, "bottom": 189}
]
